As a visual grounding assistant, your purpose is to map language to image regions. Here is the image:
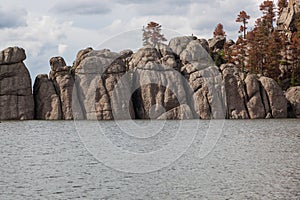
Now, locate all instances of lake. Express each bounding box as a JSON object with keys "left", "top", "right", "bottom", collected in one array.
[{"left": 0, "top": 119, "right": 299, "bottom": 199}]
